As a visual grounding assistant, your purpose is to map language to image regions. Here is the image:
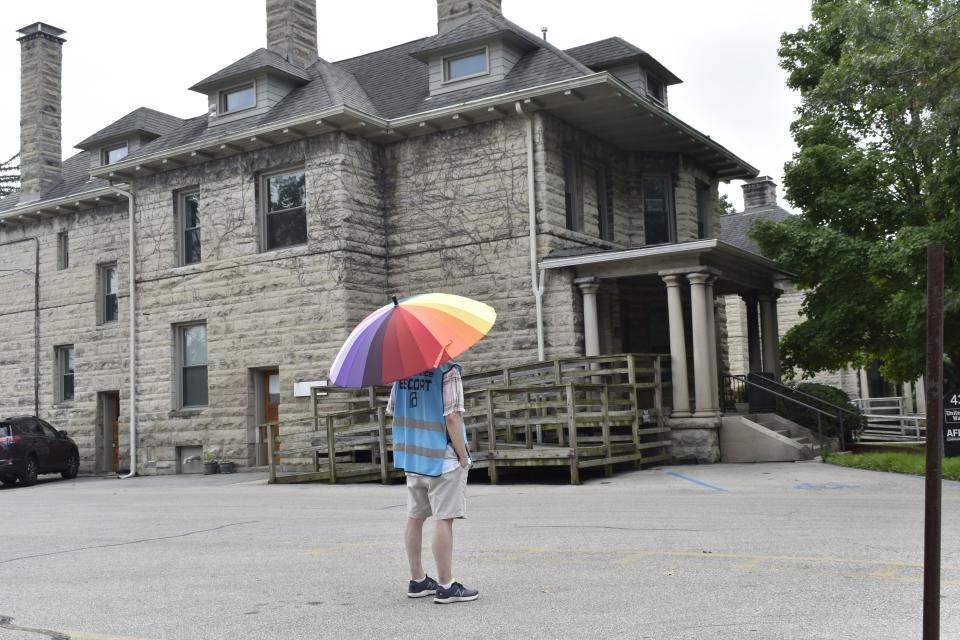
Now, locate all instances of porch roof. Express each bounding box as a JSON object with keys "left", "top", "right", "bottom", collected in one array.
[{"left": 539, "top": 239, "right": 795, "bottom": 295}]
